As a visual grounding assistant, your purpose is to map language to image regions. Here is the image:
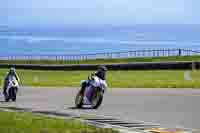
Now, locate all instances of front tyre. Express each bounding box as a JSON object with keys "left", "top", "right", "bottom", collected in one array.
[
  {"left": 75, "top": 90, "right": 84, "bottom": 108},
  {"left": 5, "top": 97, "right": 9, "bottom": 102},
  {"left": 11, "top": 88, "right": 17, "bottom": 102},
  {"left": 11, "top": 90, "right": 16, "bottom": 102},
  {"left": 91, "top": 90, "right": 103, "bottom": 109},
  {"left": 8, "top": 87, "right": 17, "bottom": 102}
]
